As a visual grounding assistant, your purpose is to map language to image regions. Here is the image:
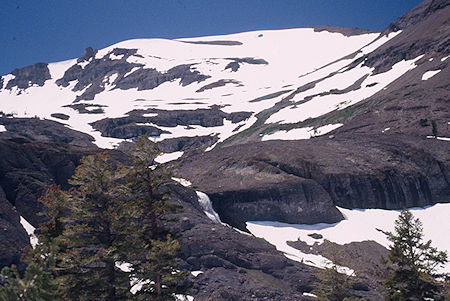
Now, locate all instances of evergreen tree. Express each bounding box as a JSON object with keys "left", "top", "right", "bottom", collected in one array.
[
  {"left": 126, "top": 137, "right": 186, "bottom": 300},
  {"left": 0, "top": 263, "right": 59, "bottom": 301},
  {"left": 380, "top": 209, "right": 448, "bottom": 300},
  {"left": 55, "top": 152, "right": 136, "bottom": 300},
  {"left": 0, "top": 185, "right": 67, "bottom": 300},
  {"left": 0, "top": 138, "right": 186, "bottom": 300}
]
